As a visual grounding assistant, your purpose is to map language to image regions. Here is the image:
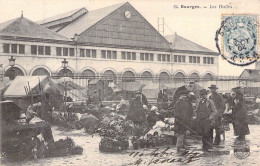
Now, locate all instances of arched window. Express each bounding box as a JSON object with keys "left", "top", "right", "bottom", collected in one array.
[
  {"left": 204, "top": 73, "right": 214, "bottom": 81},
  {"left": 5, "top": 67, "right": 24, "bottom": 80},
  {"left": 122, "top": 71, "right": 135, "bottom": 82},
  {"left": 57, "top": 69, "right": 74, "bottom": 77},
  {"left": 102, "top": 70, "right": 117, "bottom": 82},
  {"left": 174, "top": 72, "right": 185, "bottom": 82},
  {"left": 141, "top": 71, "right": 153, "bottom": 80},
  {"left": 32, "top": 68, "right": 50, "bottom": 76},
  {"left": 81, "top": 69, "right": 95, "bottom": 81},
  {"left": 159, "top": 72, "right": 170, "bottom": 82},
  {"left": 190, "top": 73, "right": 200, "bottom": 82}
]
